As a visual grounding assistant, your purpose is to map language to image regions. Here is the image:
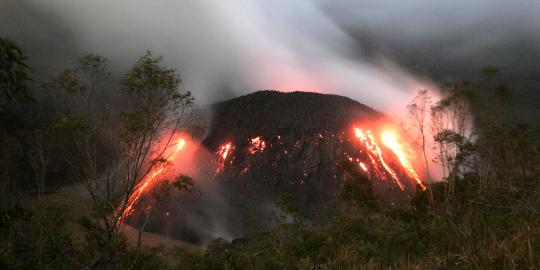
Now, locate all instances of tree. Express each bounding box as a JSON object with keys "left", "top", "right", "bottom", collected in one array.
[
  {"left": 41, "top": 51, "right": 197, "bottom": 268},
  {"left": 0, "top": 38, "right": 33, "bottom": 210},
  {"left": 407, "top": 90, "right": 434, "bottom": 202},
  {"left": 0, "top": 38, "right": 32, "bottom": 112},
  {"left": 114, "top": 51, "right": 195, "bottom": 219},
  {"left": 430, "top": 81, "right": 475, "bottom": 209}
]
